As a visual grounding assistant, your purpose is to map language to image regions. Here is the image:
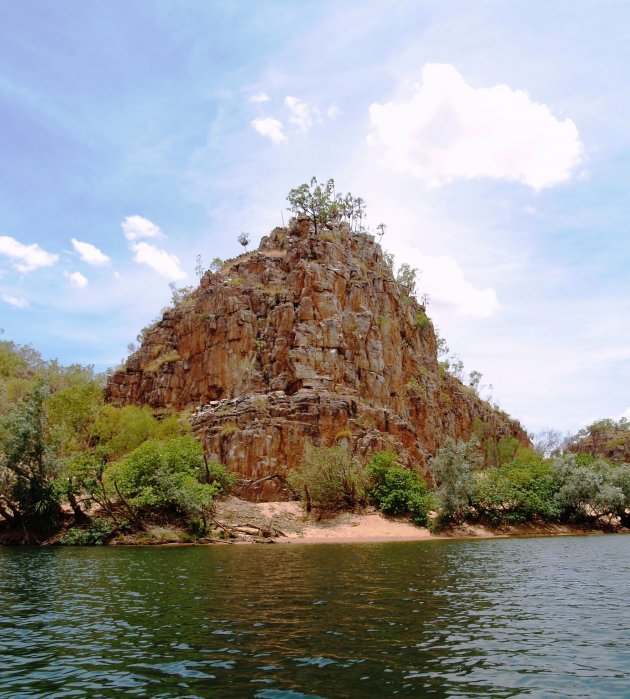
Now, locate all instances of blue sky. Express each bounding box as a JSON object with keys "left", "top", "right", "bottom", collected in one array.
[{"left": 1, "top": 0, "right": 629, "bottom": 435}]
